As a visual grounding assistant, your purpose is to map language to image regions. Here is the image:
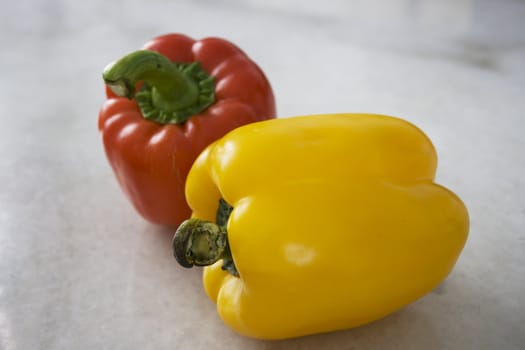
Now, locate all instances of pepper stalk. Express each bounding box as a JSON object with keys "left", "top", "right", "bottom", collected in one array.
[
  {"left": 102, "top": 50, "right": 214, "bottom": 124},
  {"left": 172, "top": 199, "right": 238, "bottom": 277}
]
